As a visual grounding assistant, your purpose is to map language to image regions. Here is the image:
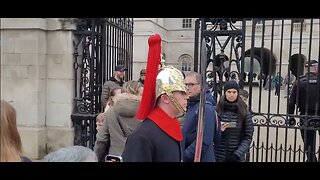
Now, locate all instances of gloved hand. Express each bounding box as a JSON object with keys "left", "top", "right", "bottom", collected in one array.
[{"left": 225, "top": 153, "right": 239, "bottom": 162}]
